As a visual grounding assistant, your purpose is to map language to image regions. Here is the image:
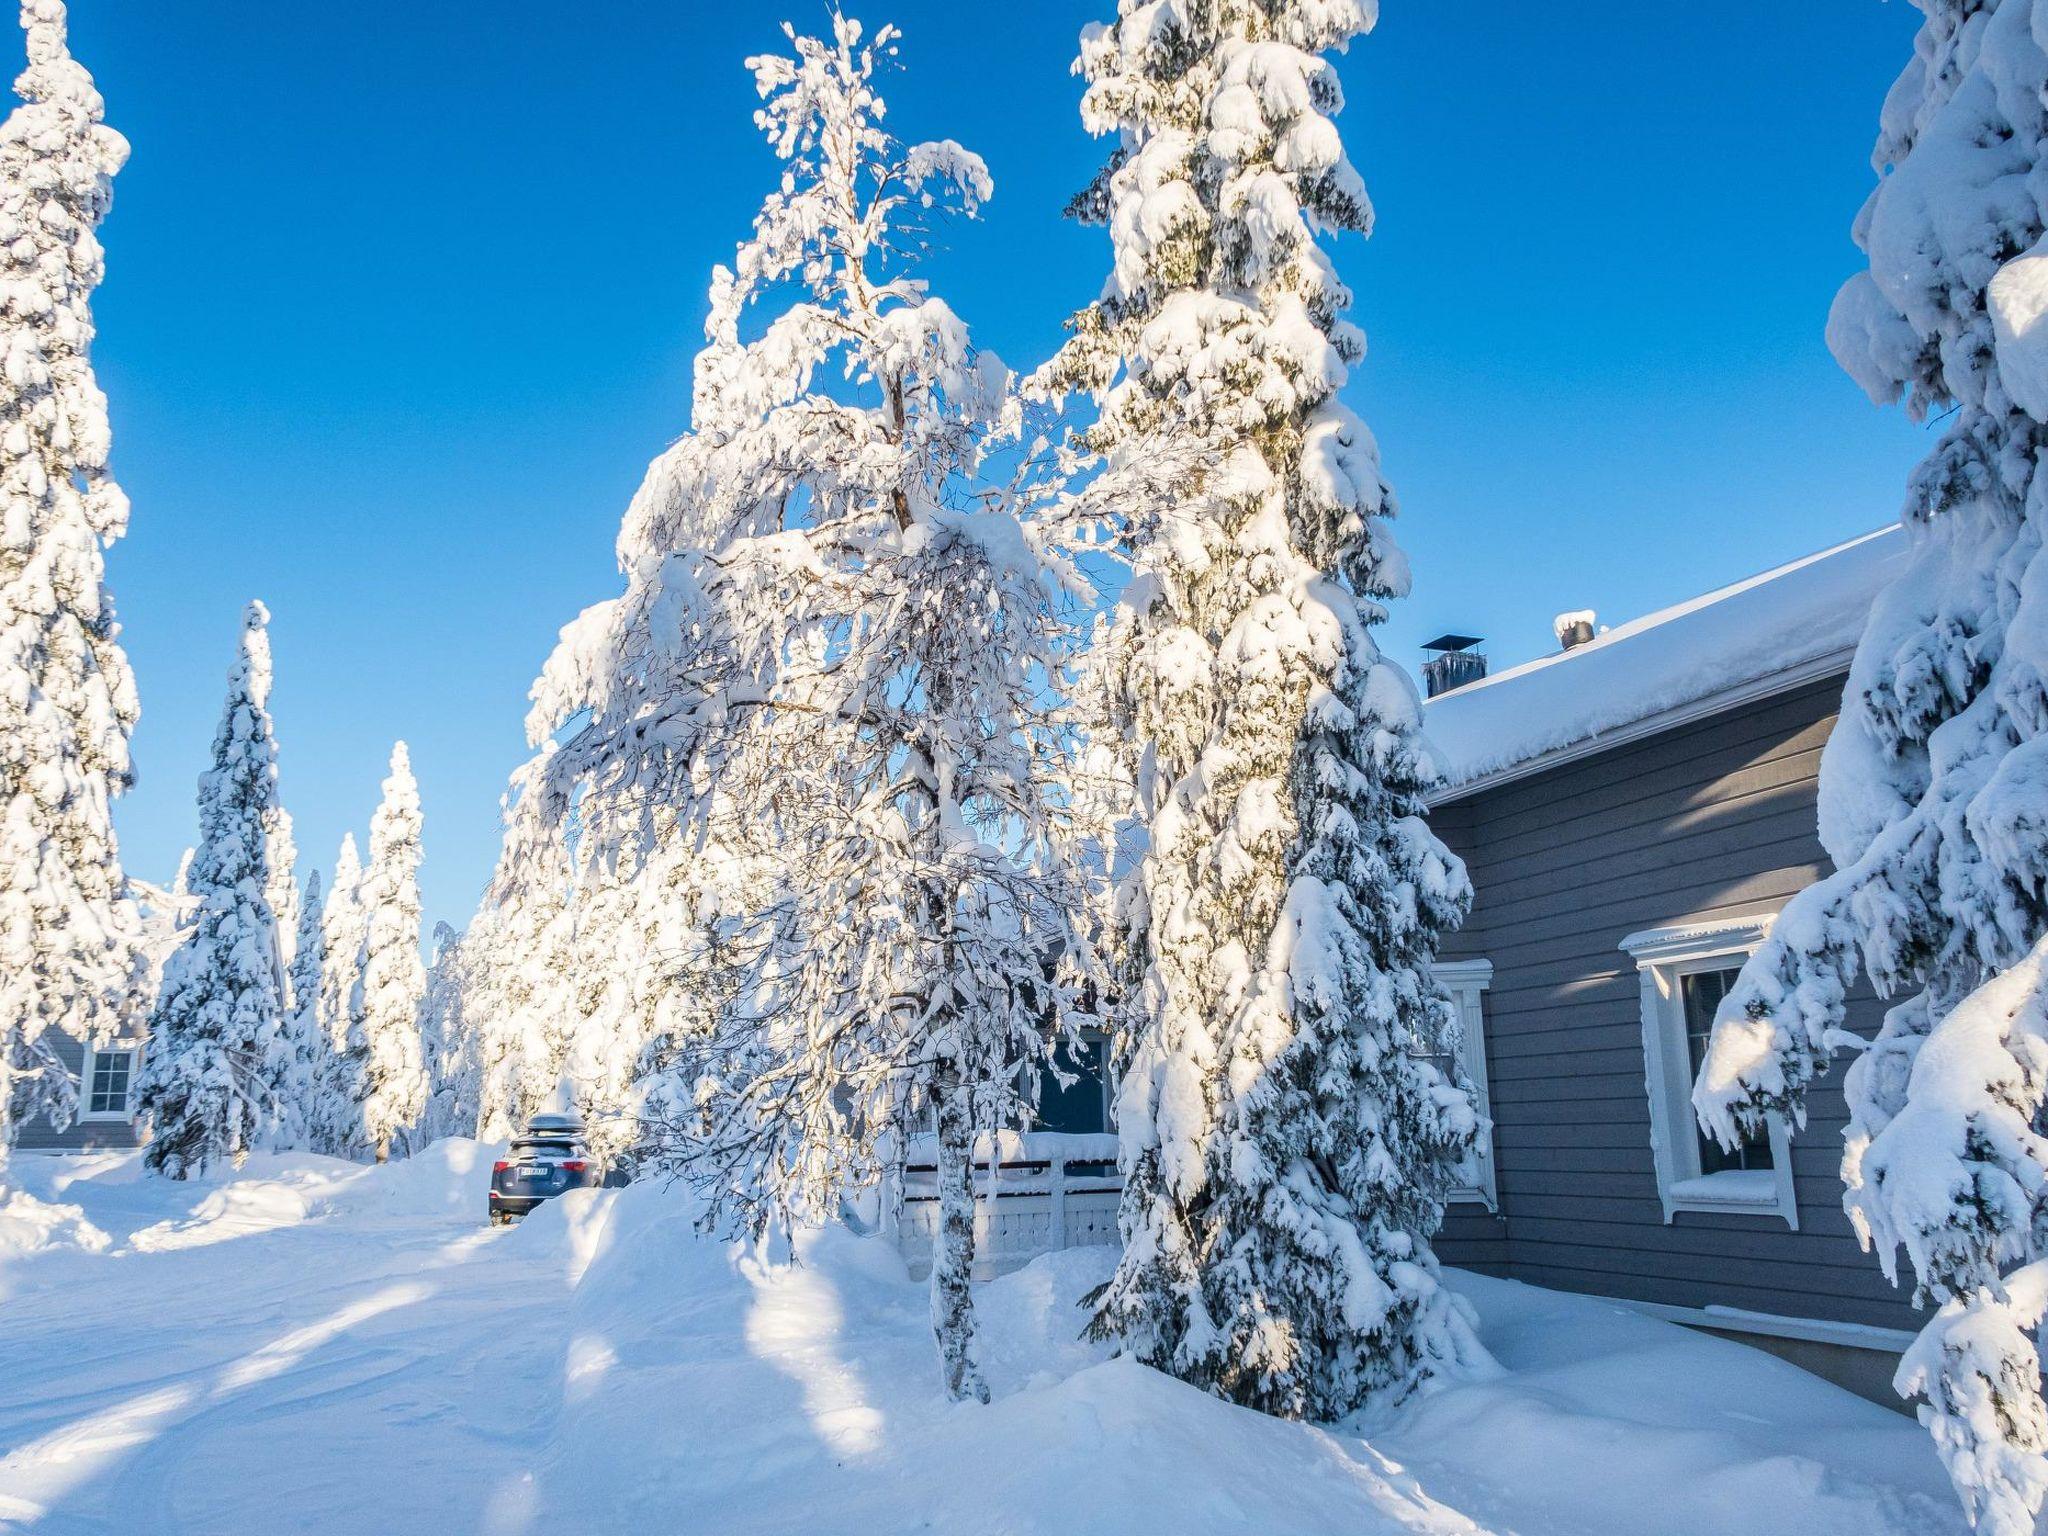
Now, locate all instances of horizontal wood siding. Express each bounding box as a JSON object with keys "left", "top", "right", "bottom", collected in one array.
[
  {"left": 14, "top": 1031, "right": 143, "bottom": 1152},
  {"left": 1432, "top": 676, "right": 1921, "bottom": 1334},
  {"left": 1438, "top": 1202, "right": 1508, "bottom": 1271}
]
